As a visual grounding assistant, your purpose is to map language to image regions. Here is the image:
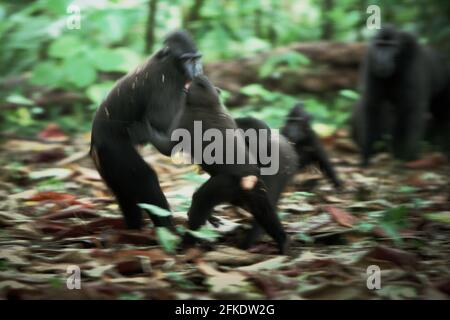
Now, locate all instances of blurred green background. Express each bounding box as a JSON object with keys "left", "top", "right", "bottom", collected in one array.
[{"left": 0, "top": 0, "right": 449, "bottom": 136}]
